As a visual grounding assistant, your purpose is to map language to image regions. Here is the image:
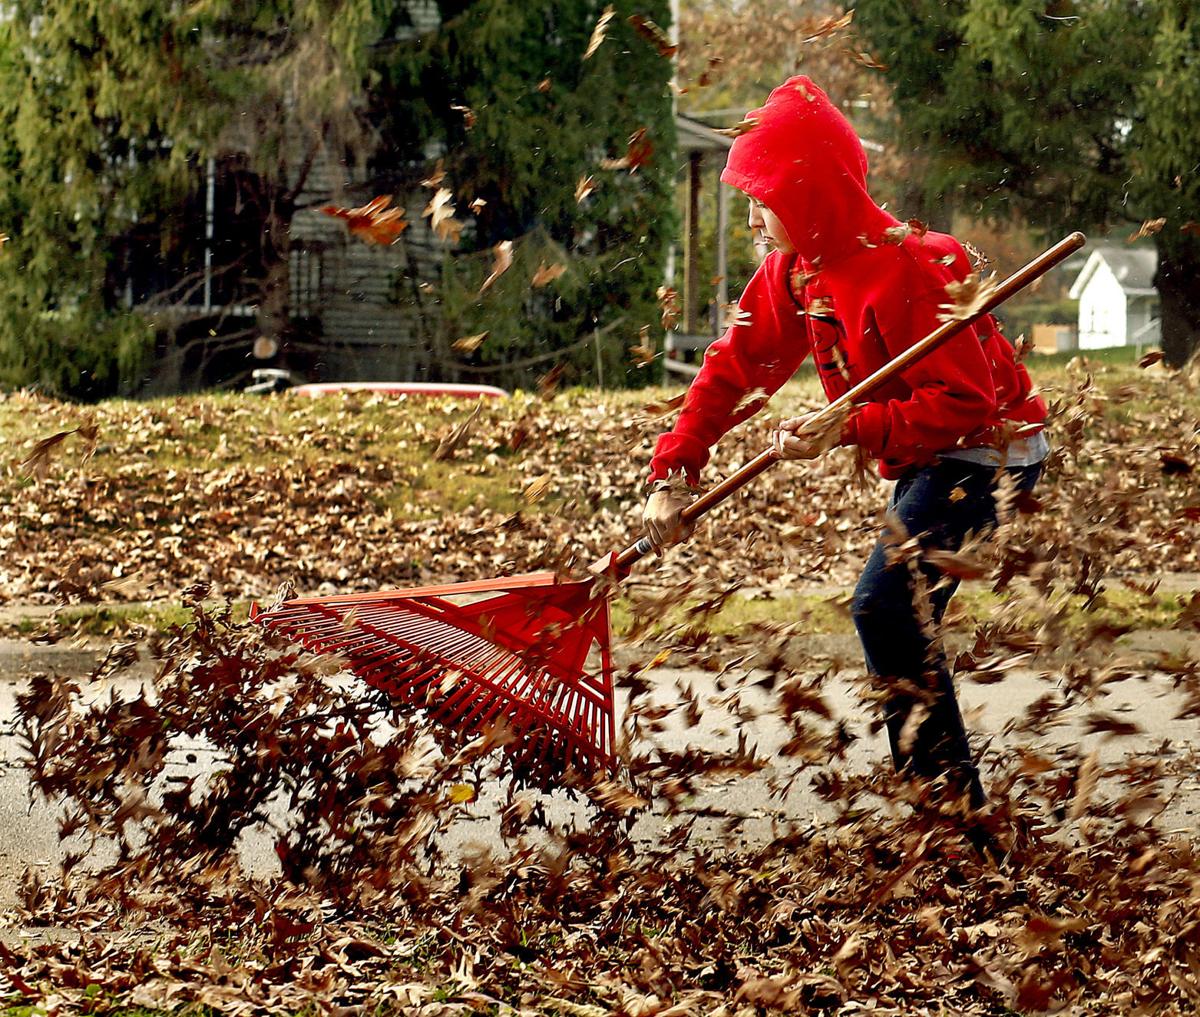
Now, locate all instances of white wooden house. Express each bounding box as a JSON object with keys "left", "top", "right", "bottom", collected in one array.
[{"left": 1068, "top": 247, "right": 1160, "bottom": 349}]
